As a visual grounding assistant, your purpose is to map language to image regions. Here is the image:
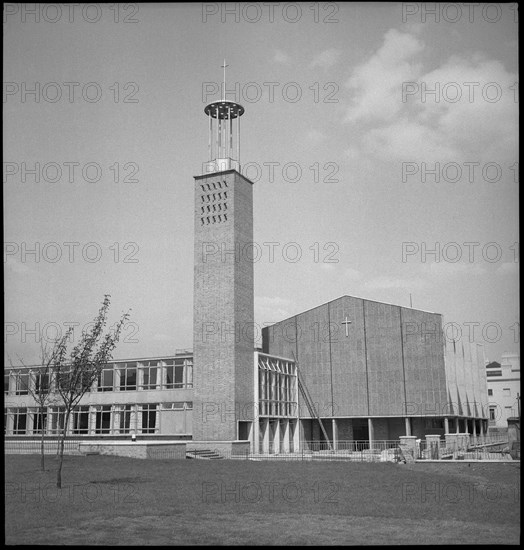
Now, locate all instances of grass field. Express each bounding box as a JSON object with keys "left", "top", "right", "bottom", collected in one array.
[{"left": 5, "top": 454, "right": 520, "bottom": 545}]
